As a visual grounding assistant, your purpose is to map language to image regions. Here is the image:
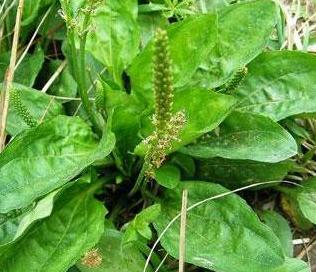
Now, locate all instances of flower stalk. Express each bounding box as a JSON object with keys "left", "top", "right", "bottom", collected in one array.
[
  {"left": 60, "top": 0, "right": 102, "bottom": 135},
  {"left": 129, "top": 28, "right": 185, "bottom": 196}
]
